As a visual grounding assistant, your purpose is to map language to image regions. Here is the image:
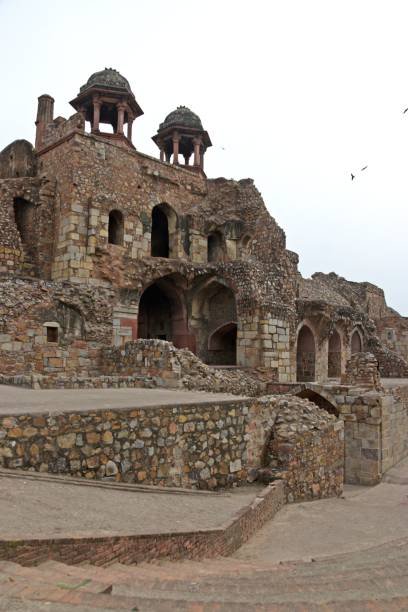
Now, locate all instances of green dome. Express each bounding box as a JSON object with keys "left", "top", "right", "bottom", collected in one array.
[
  {"left": 159, "top": 106, "right": 203, "bottom": 131},
  {"left": 80, "top": 68, "right": 132, "bottom": 93}
]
